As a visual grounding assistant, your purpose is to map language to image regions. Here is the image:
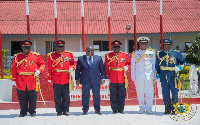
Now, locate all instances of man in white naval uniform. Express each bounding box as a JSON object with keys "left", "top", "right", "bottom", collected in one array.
[{"left": 131, "top": 37, "right": 156, "bottom": 114}]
